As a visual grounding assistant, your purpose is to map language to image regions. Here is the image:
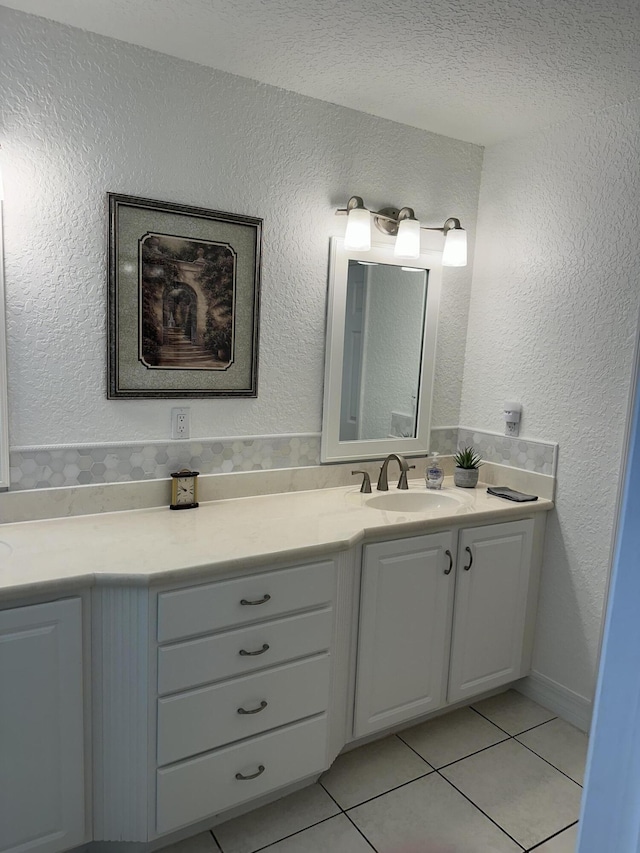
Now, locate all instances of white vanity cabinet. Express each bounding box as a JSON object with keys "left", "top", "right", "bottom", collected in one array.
[
  {"left": 154, "top": 560, "right": 337, "bottom": 835},
  {"left": 448, "top": 519, "right": 534, "bottom": 703},
  {"left": 354, "top": 517, "right": 540, "bottom": 738},
  {"left": 353, "top": 532, "right": 456, "bottom": 737},
  {"left": 0, "top": 598, "right": 85, "bottom": 853}
]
